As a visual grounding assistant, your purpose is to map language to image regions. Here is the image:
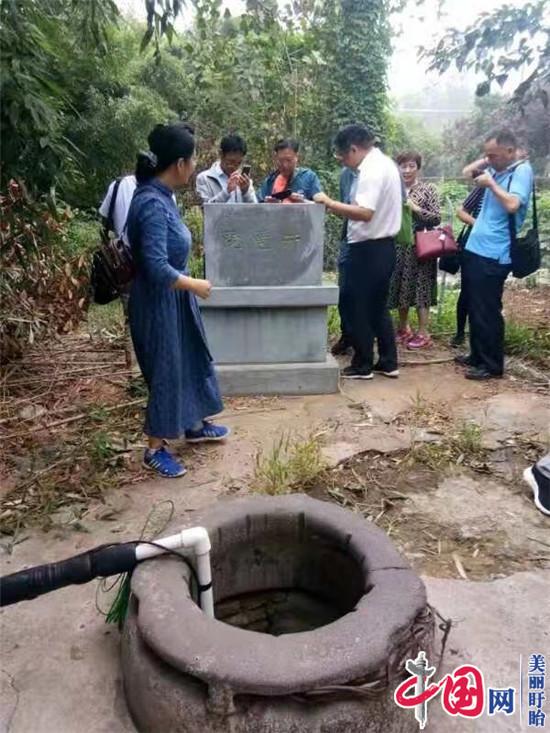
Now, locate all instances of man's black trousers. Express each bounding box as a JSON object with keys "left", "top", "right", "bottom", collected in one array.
[
  {"left": 341, "top": 237, "right": 397, "bottom": 373},
  {"left": 337, "top": 240, "right": 352, "bottom": 342},
  {"left": 462, "top": 249, "right": 511, "bottom": 375}
]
